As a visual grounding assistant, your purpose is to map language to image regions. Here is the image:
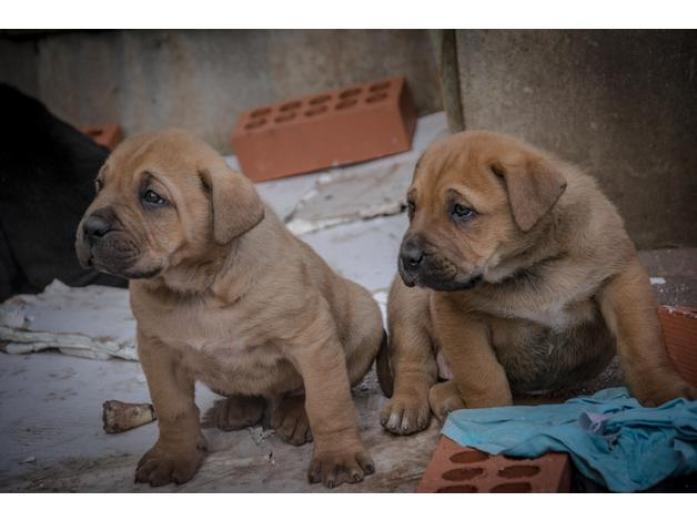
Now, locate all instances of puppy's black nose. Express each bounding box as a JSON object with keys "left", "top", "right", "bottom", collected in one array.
[
  {"left": 400, "top": 240, "right": 424, "bottom": 271},
  {"left": 83, "top": 214, "right": 112, "bottom": 240}
]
